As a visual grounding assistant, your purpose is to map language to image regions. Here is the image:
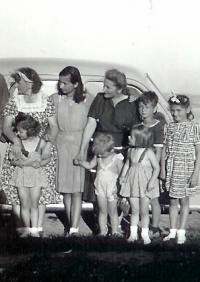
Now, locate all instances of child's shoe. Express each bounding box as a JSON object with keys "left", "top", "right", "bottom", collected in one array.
[
  {"left": 20, "top": 227, "right": 31, "bottom": 238},
  {"left": 30, "top": 228, "right": 40, "bottom": 237},
  {"left": 163, "top": 229, "right": 177, "bottom": 241},
  {"left": 177, "top": 229, "right": 186, "bottom": 244},
  {"left": 127, "top": 226, "right": 138, "bottom": 242},
  {"left": 149, "top": 225, "right": 161, "bottom": 238},
  {"left": 69, "top": 227, "right": 80, "bottom": 237},
  {"left": 141, "top": 228, "right": 151, "bottom": 244},
  {"left": 127, "top": 234, "right": 138, "bottom": 242},
  {"left": 111, "top": 231, "right": 124, "bottom": 238}
]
